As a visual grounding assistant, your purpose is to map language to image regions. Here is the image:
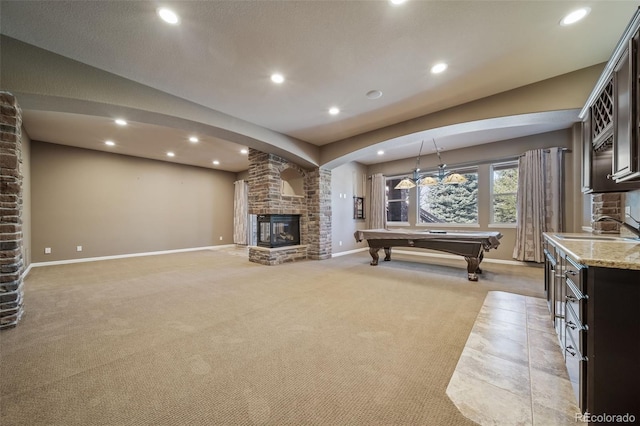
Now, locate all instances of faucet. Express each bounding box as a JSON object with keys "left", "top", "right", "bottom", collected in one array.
[{"left": 595, "top": 215, "right": 640, "bottom": 238}]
